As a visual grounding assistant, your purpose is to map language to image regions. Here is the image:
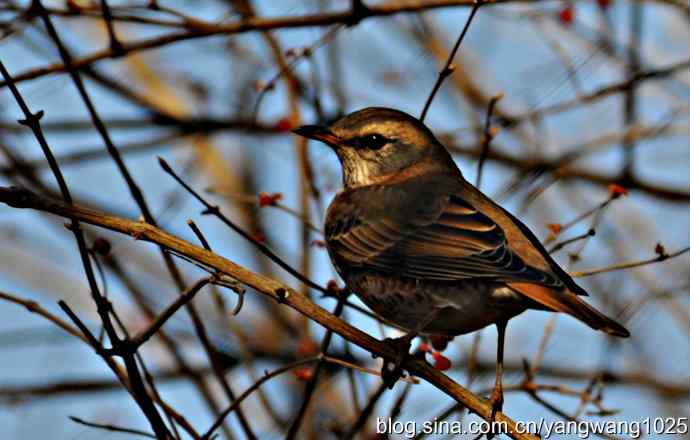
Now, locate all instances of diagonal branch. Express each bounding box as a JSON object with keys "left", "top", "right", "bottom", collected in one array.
[{"left": 0, "top": 185, "right": 537, "bottom": 440}]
